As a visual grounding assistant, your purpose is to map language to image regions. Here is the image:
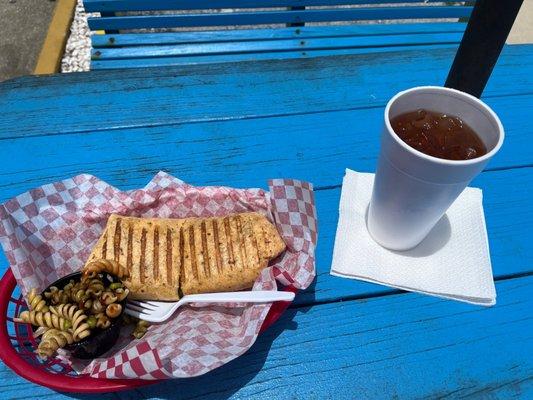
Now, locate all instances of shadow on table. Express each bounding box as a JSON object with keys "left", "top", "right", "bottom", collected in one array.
[
  {"left": 7, "top": 277, "right": 315, "bottom": 399},
  {"left": 66, "top": 283, "right": 314, "bottom": 400},
  {"left": 145, "top": 307, "right": 299, "bottom": 400}
]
